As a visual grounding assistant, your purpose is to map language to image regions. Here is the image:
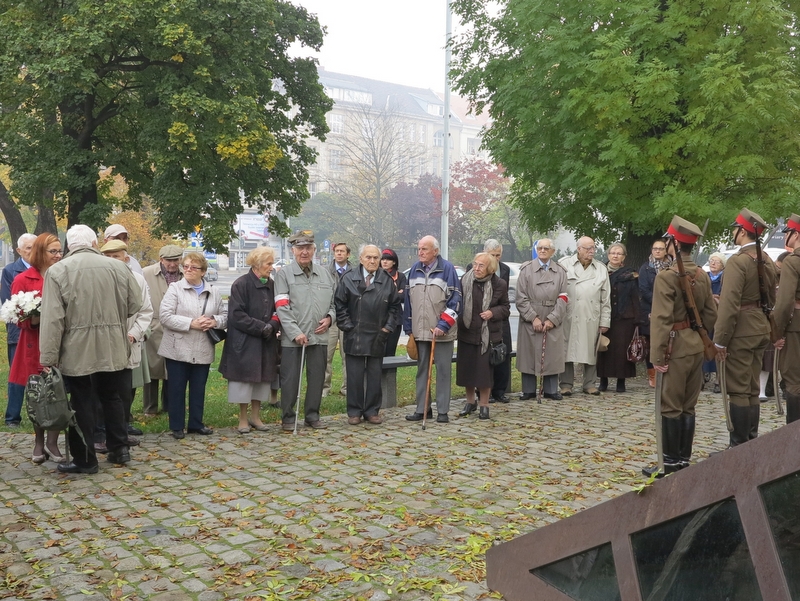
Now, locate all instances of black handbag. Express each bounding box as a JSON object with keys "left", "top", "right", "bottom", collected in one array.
[
  {"left": 201, "top": 293, "right": 226, "bottom": 344},
  {"left": 489, "top": 341, "right": 507, "bottom": 366}
]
